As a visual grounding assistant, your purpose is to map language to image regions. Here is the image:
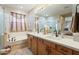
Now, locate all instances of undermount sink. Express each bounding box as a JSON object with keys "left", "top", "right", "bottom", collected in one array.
[
  {"left": 44, "top": 34, "right": 72, "bottom": 40},
  {"left": 44, "top": 35, "right": 61, "bottom": 39},
  {"left": 44, "top": 35, "right": 54, "bottom": 38}
]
